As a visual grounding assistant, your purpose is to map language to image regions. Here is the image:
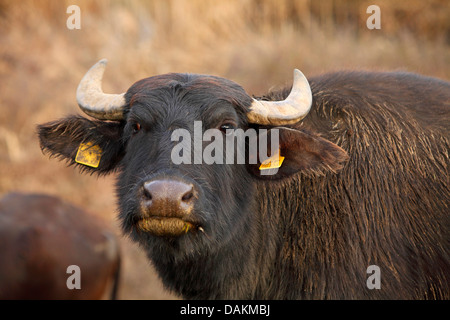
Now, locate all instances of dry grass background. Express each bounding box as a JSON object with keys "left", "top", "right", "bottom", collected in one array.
[{"left": 0, "top": 0, "right": 448, "bottom": 299}]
